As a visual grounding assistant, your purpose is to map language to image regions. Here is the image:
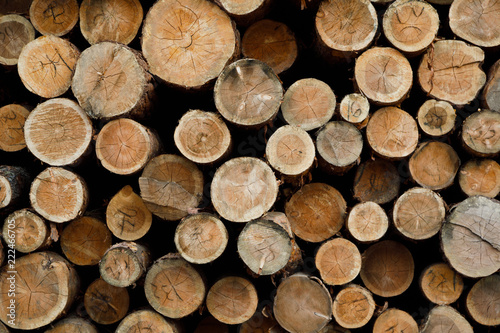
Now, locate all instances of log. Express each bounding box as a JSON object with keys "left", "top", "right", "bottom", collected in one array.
[
  {"left": 426, "top": 0, "right": 452, "bottom": 4},
  {"left": 420, "top": 262, "right": 464, "bottom": 305},
  {"left": 441, "top": 196, "right": 500, "bottom": 278},
  {"left": 285, "top": 183, "right": 347, "bottom": 243},
  {"left": 29, "top": 0, "right": 78, "bottom": 37},
  {"left": 194, "top": 316, "right": 229, "bottom": 333},
  {"left": 346, "top": 201, "right": 388, "bottom": 242},
  {"left": 239, "top": 311, "right": 284, "bottom": 333},
  {"left": 360, "top": 240, "right": 414, "bottom": 297},
  {"left": 315, "top": 237, "right": 361, "bottom": 285},
  {"left": 215, "top": 0, "right": 272, "bottom": 26},
  {"left": 0, "top": 104, "right": 31, "bottom": 152},
  {"left": 211, "top": 157, "right": 278, "bottom": 222},
  {"left": 174, "top": 110, "right": 231, "bottom": 165},
  {"left": 461, "top": 109, "right": 500, "bottom": 156},
  {"left": 96, "top": 118, "right": 161, "bottom": 175},
  {"left": 99, "top": 241, "right": 151, "bottom": 287},
  {"left": 241, "top": 19, "right": 297, "bottom": 74},
  {"left": 319, "top": 324, "right": 351, "bottom": 333},
  {"left": 142, "top": 0, "right": 239, "bottom": 89},
  {"left": 420, "top": 305, "right": 473, "bottom": 333},
  {"left": 139, "top": 154, "right": 204, "bottom": 221},
  {"left": 418, "top": 40, "right": 486, "bottom": 106},
  {"left": 116, "top": 309, "right": 183, "bottom": 333},
  {"left": 393, "top": 187, "right": 446, "bottom": 240},
  {"left": 353, "top": 158, "right": 400, "bottom": 204},
  {"left": 174, "top": 213, "right": 228, "bottom": 264},
  {"left": 214, "top": 58, "right": 283, "bottom": 128},
  {"left": 24, "top": 98, "right": 93, "bottom": 166},
  {"left": 84, "top": 278, "right": 129, "bottom": 325},
  {"left": 72, "top": 41, "right": 156, "bottom": 120},
  {"left": 0, "top": 251, "right": 79, "bottom": 330},
  {"left": 273, "top": 273, "right": 332, "bottom": 333},
  {"left": 339, "top": 93, "right": 370, "bottom": 128},
  {"left": 482, "top": 59, "right": 500, "bottom": 112},
  {"left": 79, "top": 0, "right": 143, "bottom": 45},
  {"left": 417, "top": 99, "right": 456, "bottom": 137},
  {"left": 458, "top": 159, "right": 500, "bottom": 198},
  {"left": 0, "top": 165, "right": 30, "bottom": 209},
  {"left": 409, "top": 141, "right": 460, "bottom": 190},
  {"left": 332, "top": 284, "right": 375, "bottom": 329},
  {"left": 45, "top": 316, "right": 98, "bottom": 333},
  {"left": 466, "top": 274, "right": 500, "bottom": 326},
  {"left": 206, "top": 276, "right": 258, "bottom": 325},
  {"left": 2, "top": 208, "right": 51, "bottom": 253},
  {"left": 373, "top": 308, "right": 418, "bottom": 333},
  {"left": 144, "top": 254, "right": 206, "bottom": 318},
  {"left": 281, "top": 78, "right": 336, "bottom": 131},
  {"left": 0, "top": 14, "right": 35, "bottom": 66}
]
